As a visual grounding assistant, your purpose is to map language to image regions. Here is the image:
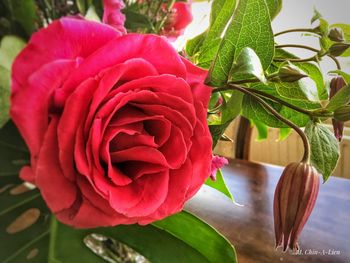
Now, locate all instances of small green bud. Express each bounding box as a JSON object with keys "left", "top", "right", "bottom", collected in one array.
[
  {"left": 329, "top": 43, "right": 350, "bottom": 56},
  {"left": 277, "top": 66, "right": 307, "bottom": 82},
  {"left": 328, "top": 28, "right": 345, "bottom": 42},
  {"left": 334, "top": 105, "right": 350, "bottom": 122}
]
